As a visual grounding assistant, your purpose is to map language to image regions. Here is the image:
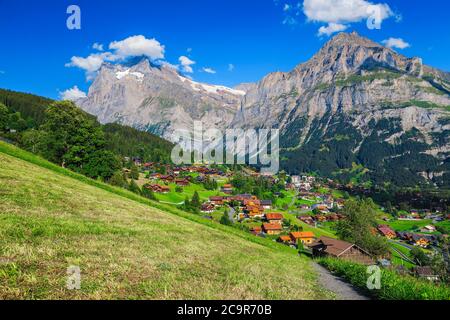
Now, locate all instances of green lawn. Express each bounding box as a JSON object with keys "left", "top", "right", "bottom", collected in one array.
[
  {"left": 282, "top": 213, "right": 337, "bottom": 239},
  {"left": 151, "top": 180, "right": 227, "bottom": 204},
  {"left": 436, "top": 220, "right": 450, "bottom": 234},
  {"left": 0, "top": 141, "right": 332, "bottom": 300},
  {"left": 389, "top": 242, "right": 416, "bottom": 269},
  {"left": 386, "top": 219, "right": 433, "bottom": 232},
  {"left": 275, "top": 190, "right": 298, "bottom": 210}
]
